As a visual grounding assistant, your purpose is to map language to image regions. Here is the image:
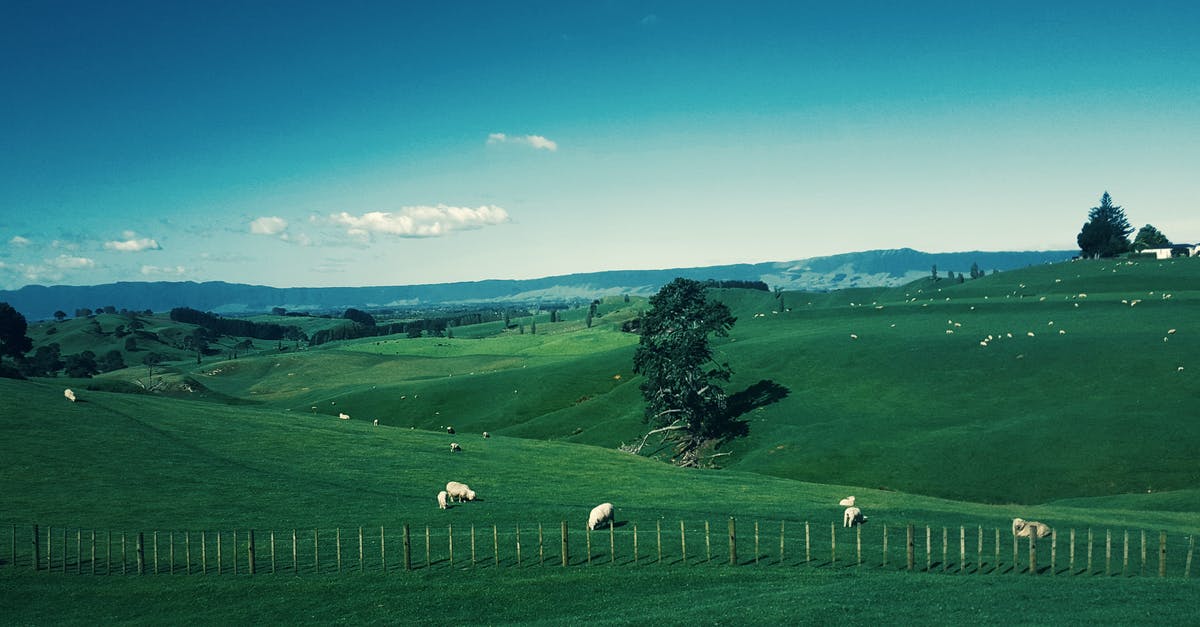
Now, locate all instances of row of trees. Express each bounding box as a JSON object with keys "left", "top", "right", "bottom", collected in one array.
[{"left": 1077, "top": 192, "right": 1178, "bottom": 258}]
